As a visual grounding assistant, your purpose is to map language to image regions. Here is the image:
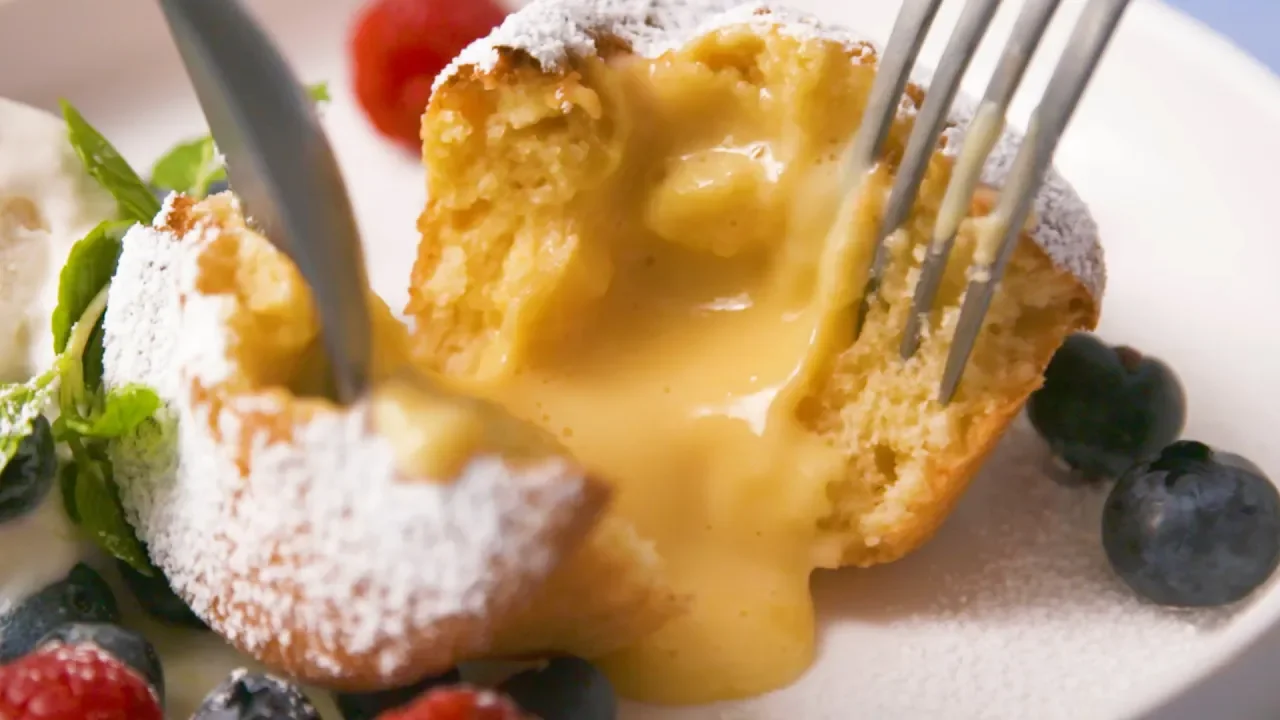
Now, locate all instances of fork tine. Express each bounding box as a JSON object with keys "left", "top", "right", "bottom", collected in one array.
[
  {"left": 939, "top": 0, "right": 1134, "bottom": 404},
  {"left": 844, "top": 0, "right": 946, "bottom": 184},
  {"left": 857, "top": 0, "right": 1005, "bottom": 343},
  {"left": 846, "top": 0, "right": 945, "bottom": 340},
  {"left": 901, "top": 0, "right": 1066, "bottom": 361}
]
